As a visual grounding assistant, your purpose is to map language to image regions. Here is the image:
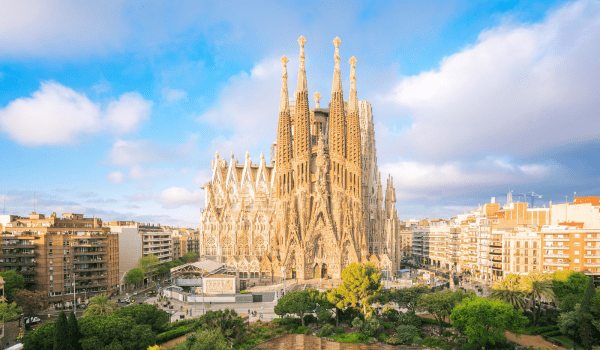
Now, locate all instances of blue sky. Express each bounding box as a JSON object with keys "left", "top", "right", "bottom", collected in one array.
[{"left": 1, "top": 0, "right": 599, "bottom": 227}]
